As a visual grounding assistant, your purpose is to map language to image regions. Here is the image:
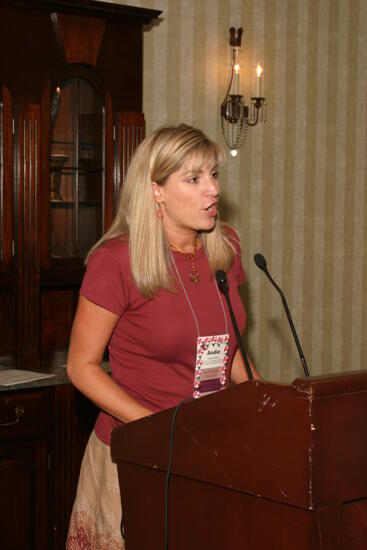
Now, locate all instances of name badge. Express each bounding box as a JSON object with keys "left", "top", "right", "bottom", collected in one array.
[{"left": 193, "top": 334, "right": 230, "bottom": 398}]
